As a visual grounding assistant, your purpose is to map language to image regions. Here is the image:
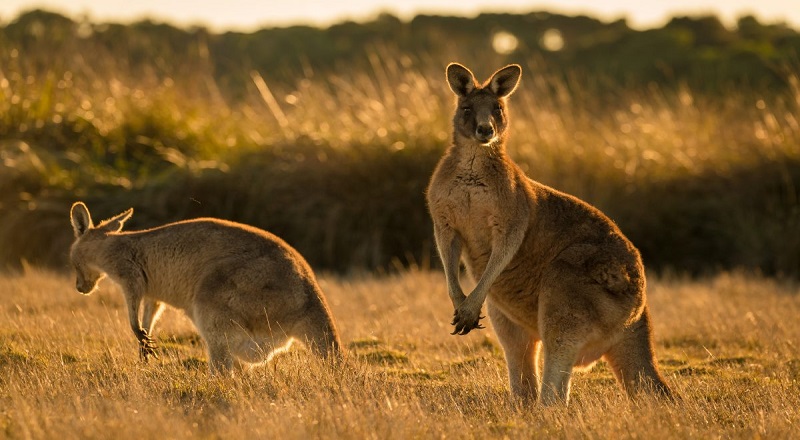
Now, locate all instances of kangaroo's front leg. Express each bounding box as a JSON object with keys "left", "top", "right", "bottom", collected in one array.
[
  {"left": 123, "top": 288, "right": 158, "bottom": 361},
  {"left": 452, "top": 211, "right": 528, "bottom": 335},
  {"left": 433, "top": 221, "right": 466, "bottom": 309}
]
